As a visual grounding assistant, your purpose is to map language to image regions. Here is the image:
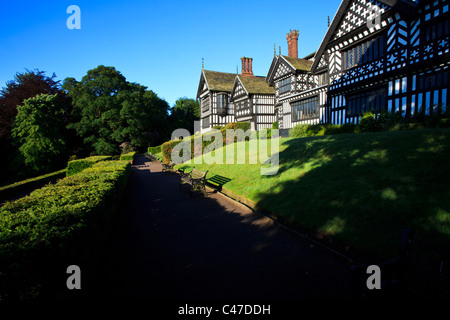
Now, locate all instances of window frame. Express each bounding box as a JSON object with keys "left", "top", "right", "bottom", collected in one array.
[
  {"left": 291, "top": 95, "right": 320, "bottom": 121},
  {"left": 279, "top": 77, "right": 291, "bottom": 94}
]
